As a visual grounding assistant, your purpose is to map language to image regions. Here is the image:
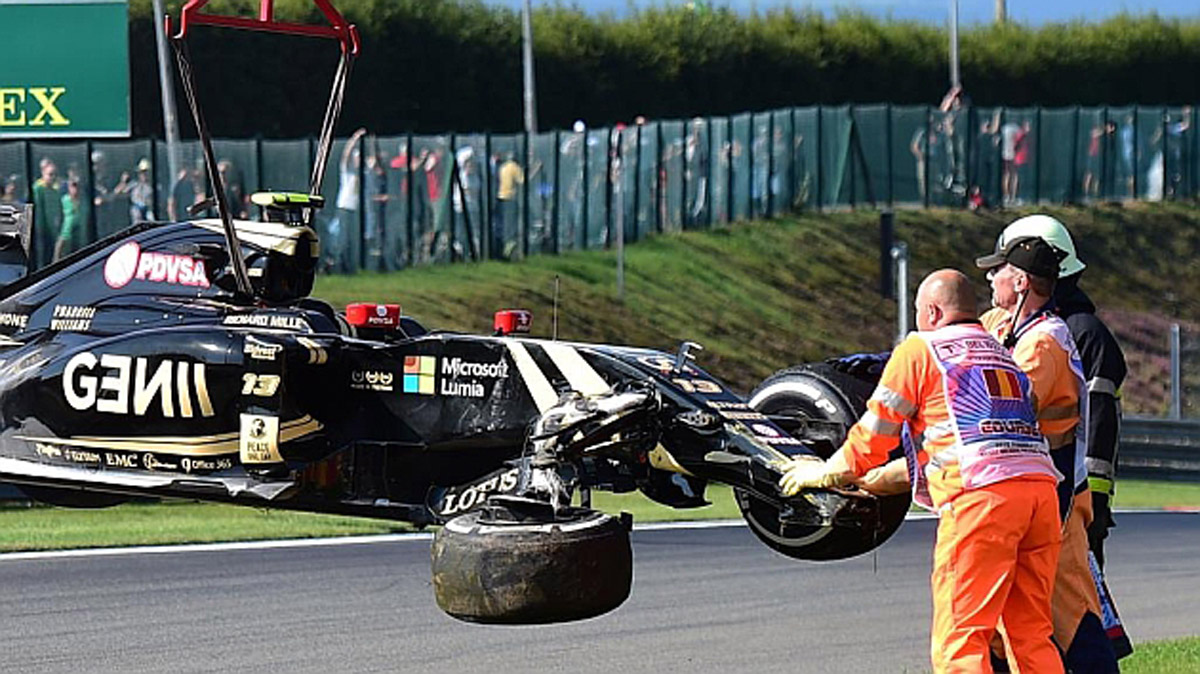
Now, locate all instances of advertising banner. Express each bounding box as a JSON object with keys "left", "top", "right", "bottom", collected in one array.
[{"left": 0, "top": 0, "right": 130, "bottom": 138}]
